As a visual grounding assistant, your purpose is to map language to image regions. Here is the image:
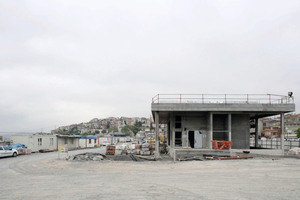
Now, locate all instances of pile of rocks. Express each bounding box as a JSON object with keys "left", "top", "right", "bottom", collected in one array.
[{"left": 71, "top": 153, "right": 107, "bottom": 161}]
